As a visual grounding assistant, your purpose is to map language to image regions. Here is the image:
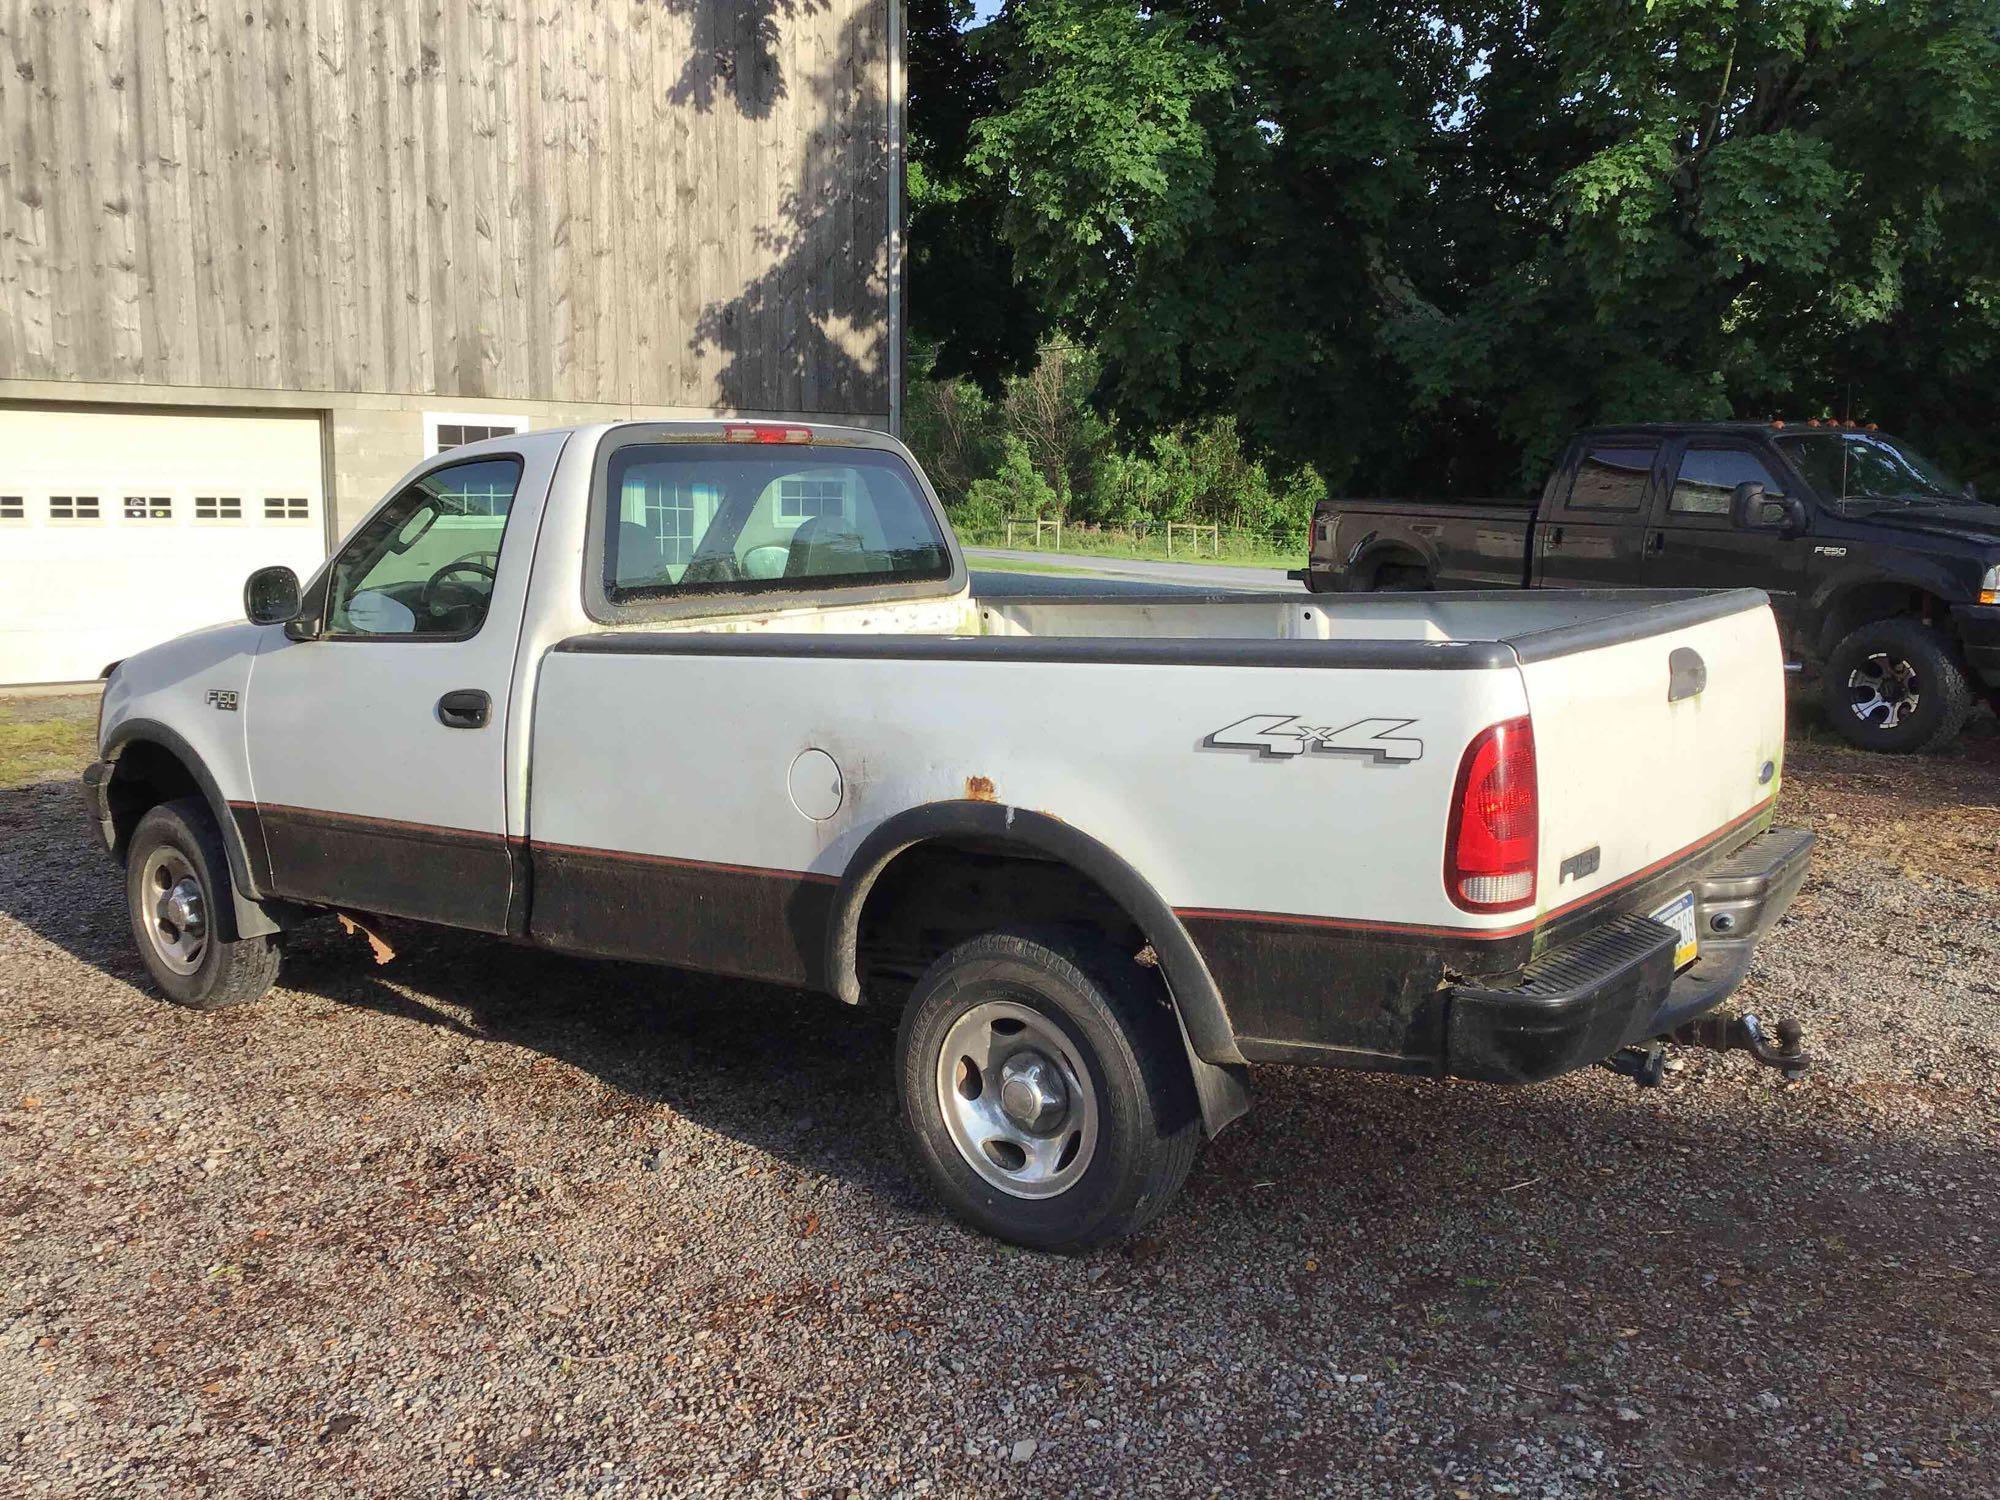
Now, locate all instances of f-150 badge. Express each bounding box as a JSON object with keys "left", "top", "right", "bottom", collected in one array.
[{"left": 1204, "top": 714, "right": 1422, "bottom": 763}]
